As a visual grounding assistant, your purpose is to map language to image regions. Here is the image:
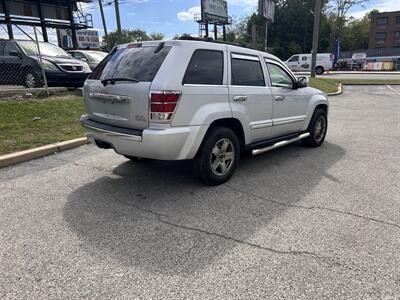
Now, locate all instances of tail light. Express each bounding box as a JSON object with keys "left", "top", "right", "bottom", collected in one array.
[{"left": 150, "top": 91, "right": 181, "bottom": 121}]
